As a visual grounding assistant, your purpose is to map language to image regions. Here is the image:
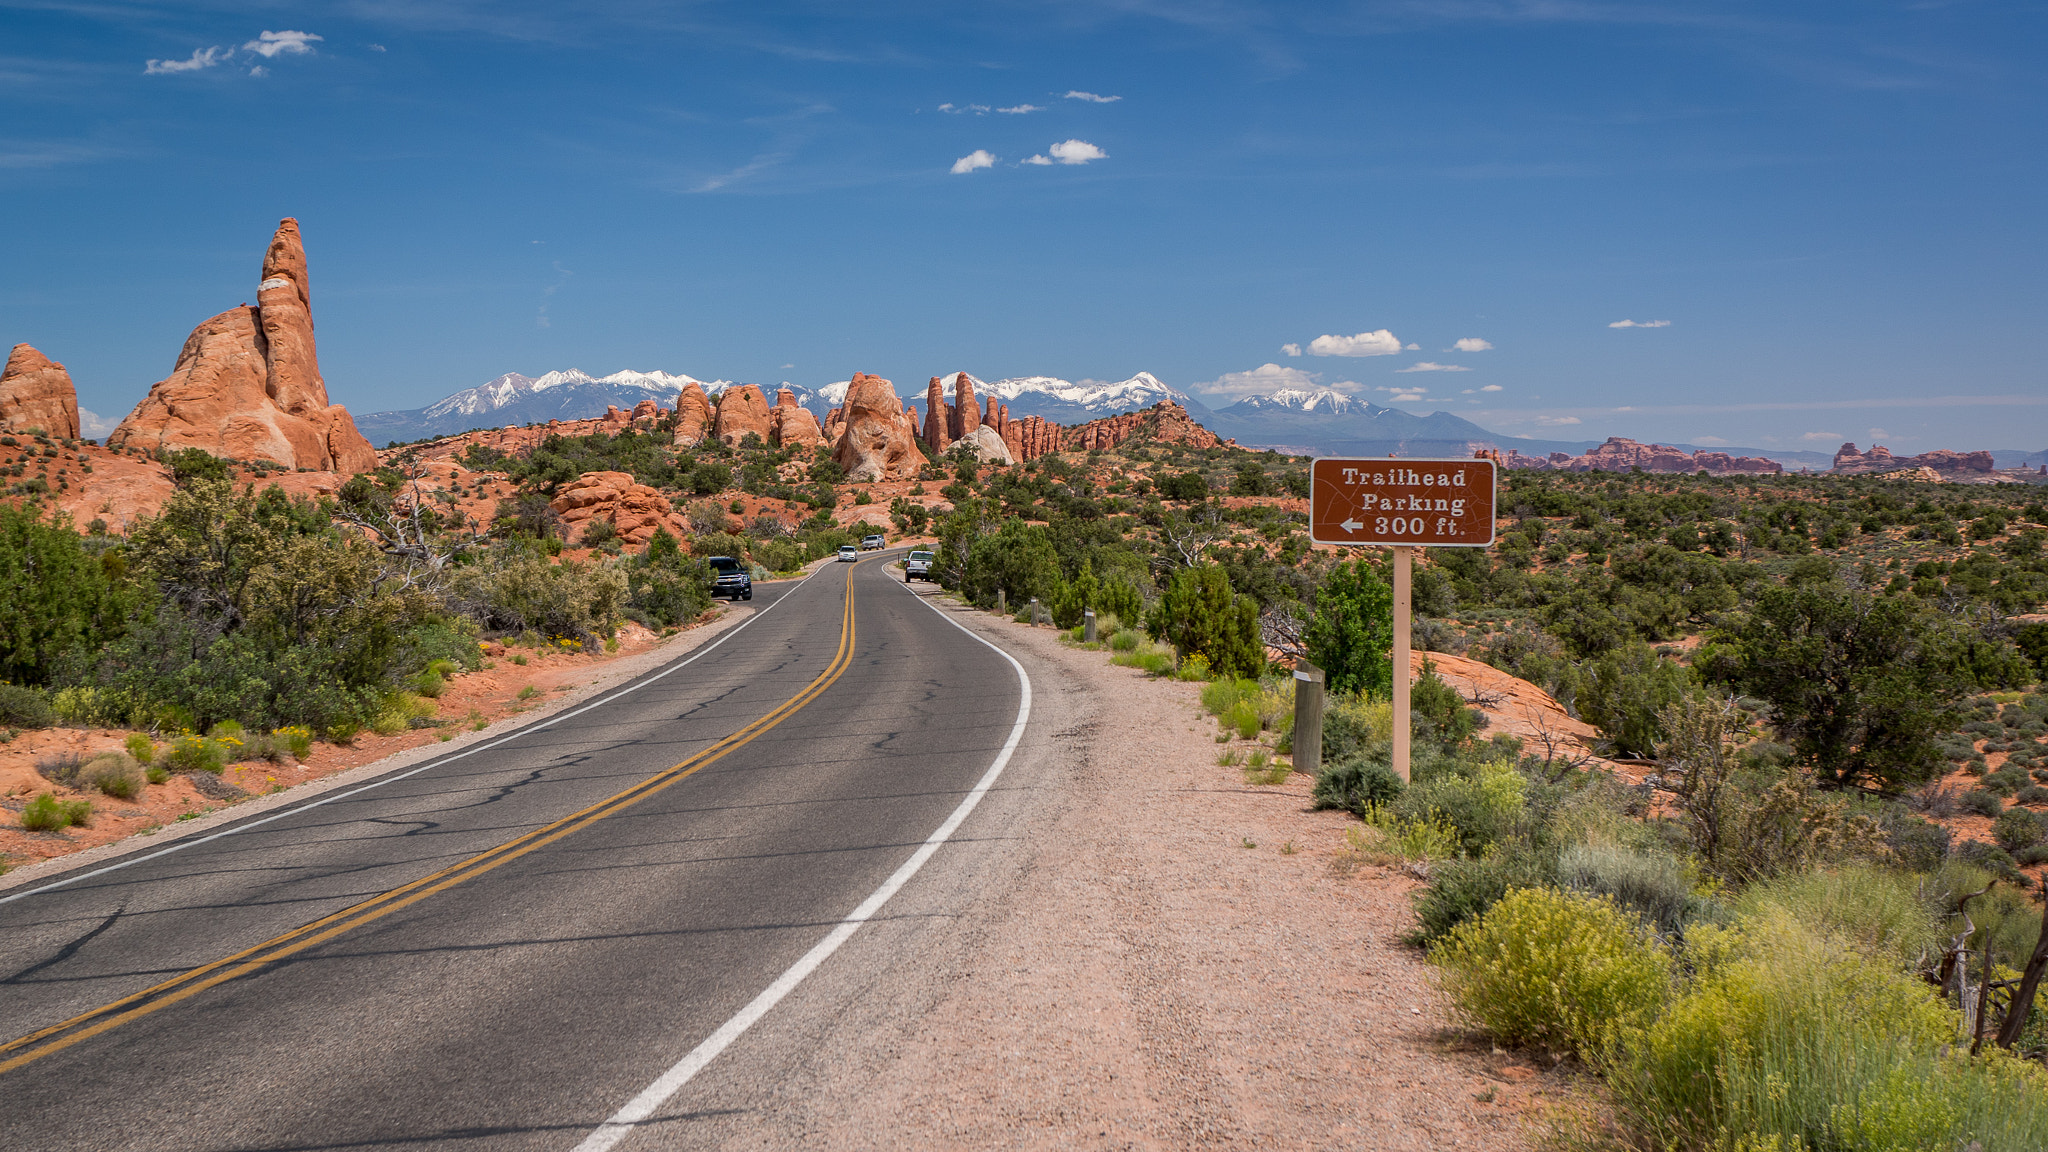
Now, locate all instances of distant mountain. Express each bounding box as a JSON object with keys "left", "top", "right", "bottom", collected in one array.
[{"left": 356, "top": 369, "right": 833, "bottom": 445}]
